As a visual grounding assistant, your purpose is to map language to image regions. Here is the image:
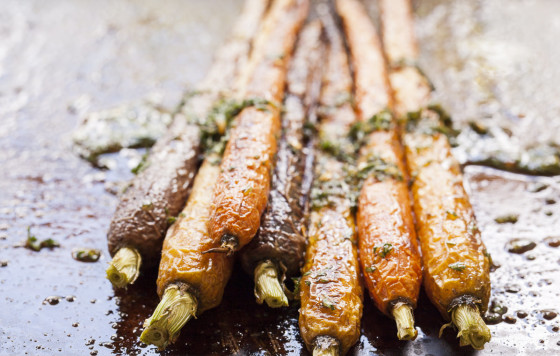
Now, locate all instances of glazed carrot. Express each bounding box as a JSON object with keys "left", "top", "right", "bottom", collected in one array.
[
  {"left": 141, "top": 155, "right": 233, "bottom": 350},
  {"left": 337, "top": 0, "right": 422, "bottom": 340},
  {"left": 208, "top": 0, "right": 310, "bottom": 254},
  {"left": 380, "top": 0, "right": 492, "bottom": 349},
  {"left": 105, "top": 0, "right": 270, "bottom": 288},
  {"left": 299, "top": 7, "right": 362, "bottom": 356},
  {"left": 239, "top": 21, "right": 324, "bottom": 308}
]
